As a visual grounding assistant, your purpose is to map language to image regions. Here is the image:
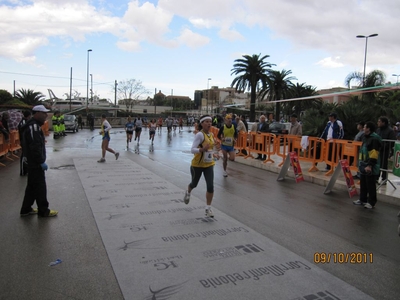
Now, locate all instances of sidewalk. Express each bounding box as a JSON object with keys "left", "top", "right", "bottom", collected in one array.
[{"left": 233, "top": 152, "right": 400, "bottom": 207}]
